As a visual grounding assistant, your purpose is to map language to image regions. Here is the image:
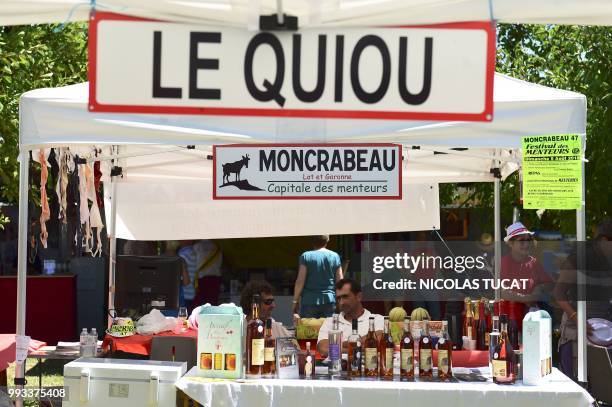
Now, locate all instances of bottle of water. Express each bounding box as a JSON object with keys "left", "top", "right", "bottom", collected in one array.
[
  {"left": 328, "top": 314, "right": 342, "bottom": 376},
  {"left": 89, "top": 328, "right": 98, "bottom": 357},
  {"left": 79, "top": 328, "right": 88, "bottom": 357}
]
